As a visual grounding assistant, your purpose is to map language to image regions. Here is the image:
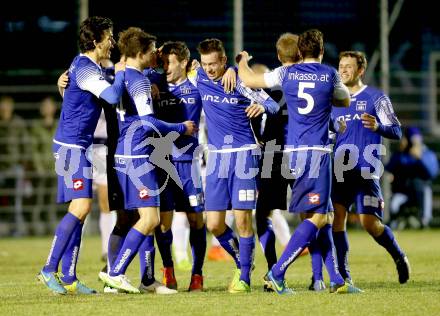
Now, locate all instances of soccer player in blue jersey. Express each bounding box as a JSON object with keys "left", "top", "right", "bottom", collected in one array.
[
  {"left": 37, "top": 16, "right": 126, "bottom": 295},
  {"left": 98, "top": 27, "right": 196, "bottom": 294},
  {"left": 189, "top": 38, "right": 279, "bottom": 293},
  {"left": 331, "top": 51, "right": 410, "bottom": 284},
  {"left": 251, "top": 33, "right": 302, "bottom": 292},
  {"left": 140, "top": 41, "right": 206, "bottom": 292},
  {"left": 238, "top": 29, "right": 362, "bottom": 294}
]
